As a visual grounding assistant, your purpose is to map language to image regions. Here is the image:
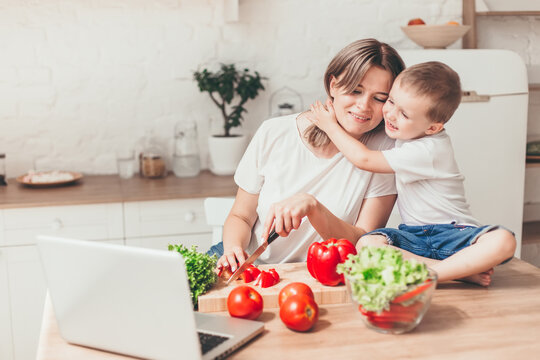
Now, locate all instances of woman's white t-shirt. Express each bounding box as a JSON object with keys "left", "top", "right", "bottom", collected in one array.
[{"left": 234, "top": 114, "right": 396, "bottom": 264}]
